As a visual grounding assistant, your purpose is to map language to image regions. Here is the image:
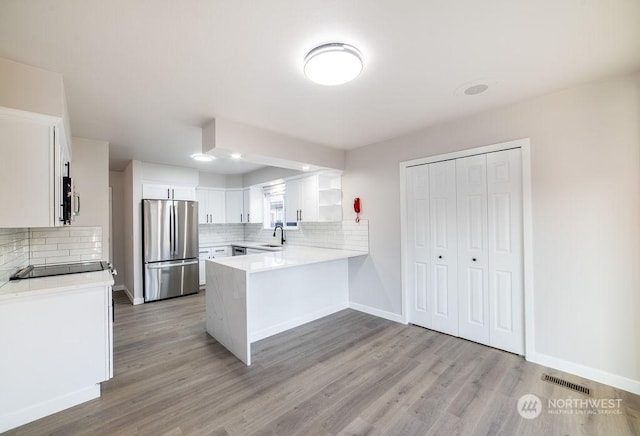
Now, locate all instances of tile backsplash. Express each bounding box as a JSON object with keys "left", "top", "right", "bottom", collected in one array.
[
  {"left": 243, "top": 220, "right": 369, "bottom": 252},
  {"left": 199, "top": 223, "right": 245, "bottom": 245},
  {"left": 0, "top": 228, "right": 29, "bottom": 285},
  {"left": 29, "top": 226, "right": 102, "bottom": 266}
]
